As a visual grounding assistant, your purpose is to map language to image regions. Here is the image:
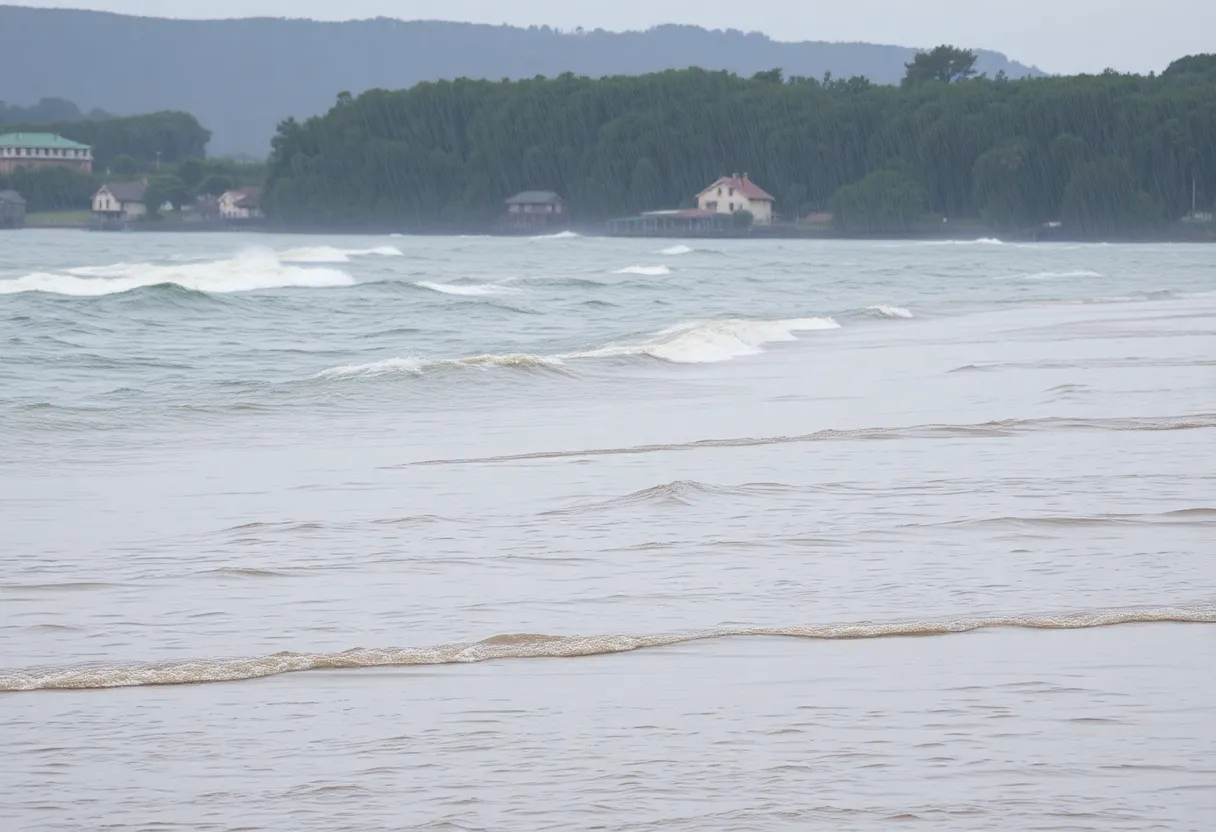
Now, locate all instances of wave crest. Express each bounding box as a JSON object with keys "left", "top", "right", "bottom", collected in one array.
[
  {"left": 613, "top": 265, "right": 672, "bottom": 276},
  {"left": 585, "top": 317, "right": 839, "bottom": 364},
  {"left": 1, "top": 252, "right": 355, "bottom": 297},
  {"left": 4, "top": 606, "right": 1211, "bottom": 691},
  {"left": 317, "top": 316, "right": 841, "bottom": 378},
  {"left": 414, "top": 281, "right": 517, "bottom": 296},
  {"left": 865, "top": 305, "right": 914, "bottom": 319},
  {"left": 317, "top": 353, "right": 564, "bottom": 379},
  {"left": 278, "top": 245, "right": 403, "bottom": 263}
]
